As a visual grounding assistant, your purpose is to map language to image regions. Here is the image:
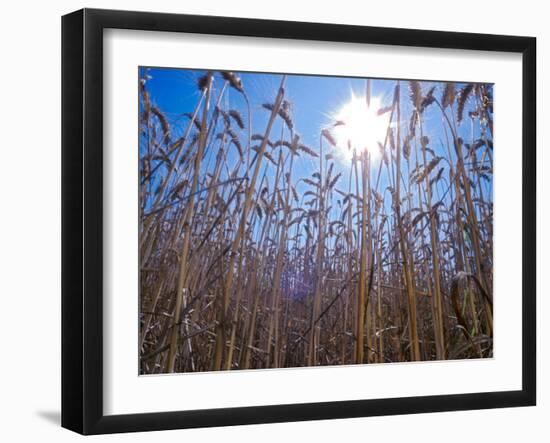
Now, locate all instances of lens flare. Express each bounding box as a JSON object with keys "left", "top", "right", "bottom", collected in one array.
[{"left": 331, "top": 94, "right": 389, "bottom": 163}]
